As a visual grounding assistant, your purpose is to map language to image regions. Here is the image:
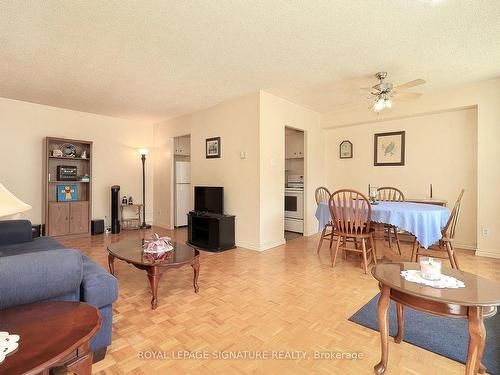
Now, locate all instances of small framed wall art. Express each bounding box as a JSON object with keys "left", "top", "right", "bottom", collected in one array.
[
  {"left": 374, "top": 131, "right": 405, "bottom": 166},
  {"left": 339, "top": 140, "right": 353, "bottom": 159},
  {"left": 206, "top": 137, "right": 221, "bottom": 159},
  {"left": 57, "top": 184, "right": 78, "bottom": 202}
]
